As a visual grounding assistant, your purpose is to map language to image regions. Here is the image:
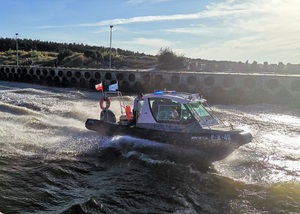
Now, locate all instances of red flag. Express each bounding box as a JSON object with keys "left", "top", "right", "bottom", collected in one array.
[{"left": 95, "top": 82, "right": 103, "bottom": 91}]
